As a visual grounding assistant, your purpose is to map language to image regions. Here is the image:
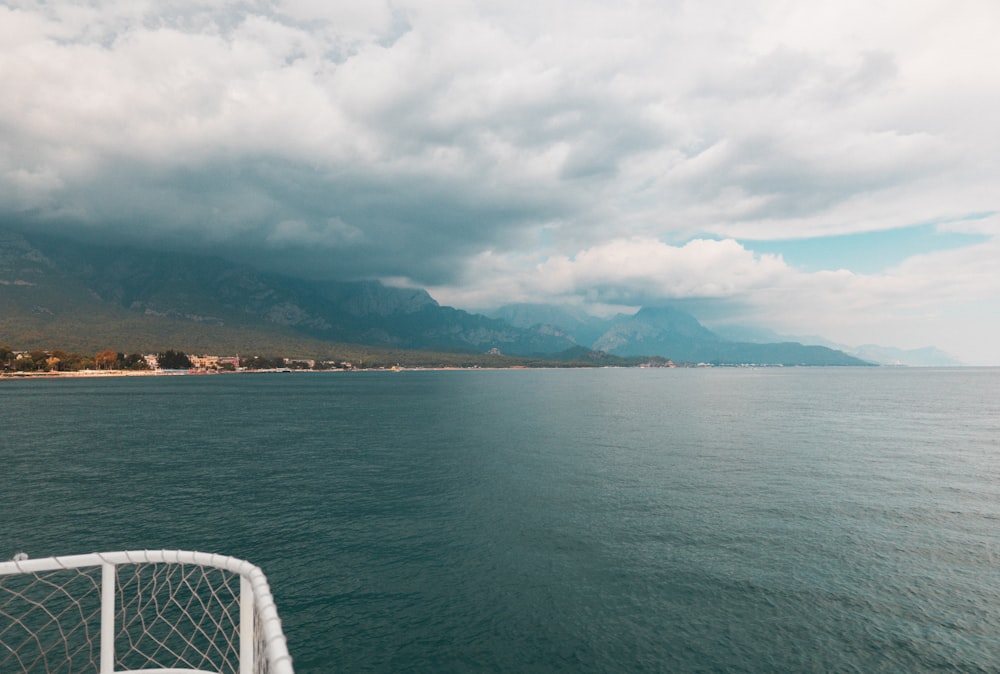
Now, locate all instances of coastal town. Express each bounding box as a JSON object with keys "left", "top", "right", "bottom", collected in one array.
[
  {"left": 0, "top": 346, "right": 356, "bottom": 377},
  {"left": 0, "top": 344, "right": 683, "bottom": 376}
]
